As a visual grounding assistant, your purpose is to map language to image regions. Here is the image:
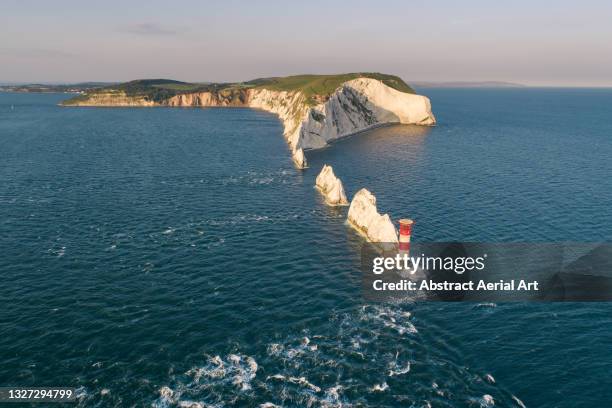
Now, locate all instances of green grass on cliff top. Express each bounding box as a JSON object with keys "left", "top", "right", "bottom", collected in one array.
[
  {"left": 248, "top": 73, "right": 414, "bottom": 98},
  {"left": 62, "top": 73, "right": 414, "bottom": 105}
]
